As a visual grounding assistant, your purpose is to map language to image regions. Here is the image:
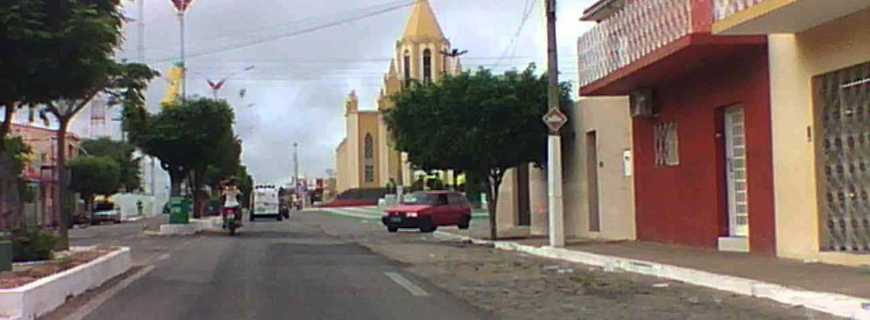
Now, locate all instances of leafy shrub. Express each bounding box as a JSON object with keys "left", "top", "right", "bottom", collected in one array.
[{"left": 11, "top": 228, "right": 57, "bottom": 262}]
